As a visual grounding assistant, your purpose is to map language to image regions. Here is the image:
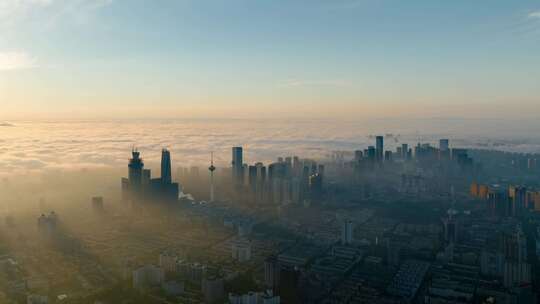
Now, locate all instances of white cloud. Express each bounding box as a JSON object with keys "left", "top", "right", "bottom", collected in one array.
[
  {"left": 0, "top": 0, "right": 112, "bottom": 28},
  {"left": 0, "top": 0, "right": 53, "bottom": 20},
  {"left": 0, "top": 51, "right": 37, "bottom": 71},
  {"left": 1, "top": 119, "right": 538, "bottom": 174},
  {"left": 529, "top": 10, "right": 540, "bottom": 19}
]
